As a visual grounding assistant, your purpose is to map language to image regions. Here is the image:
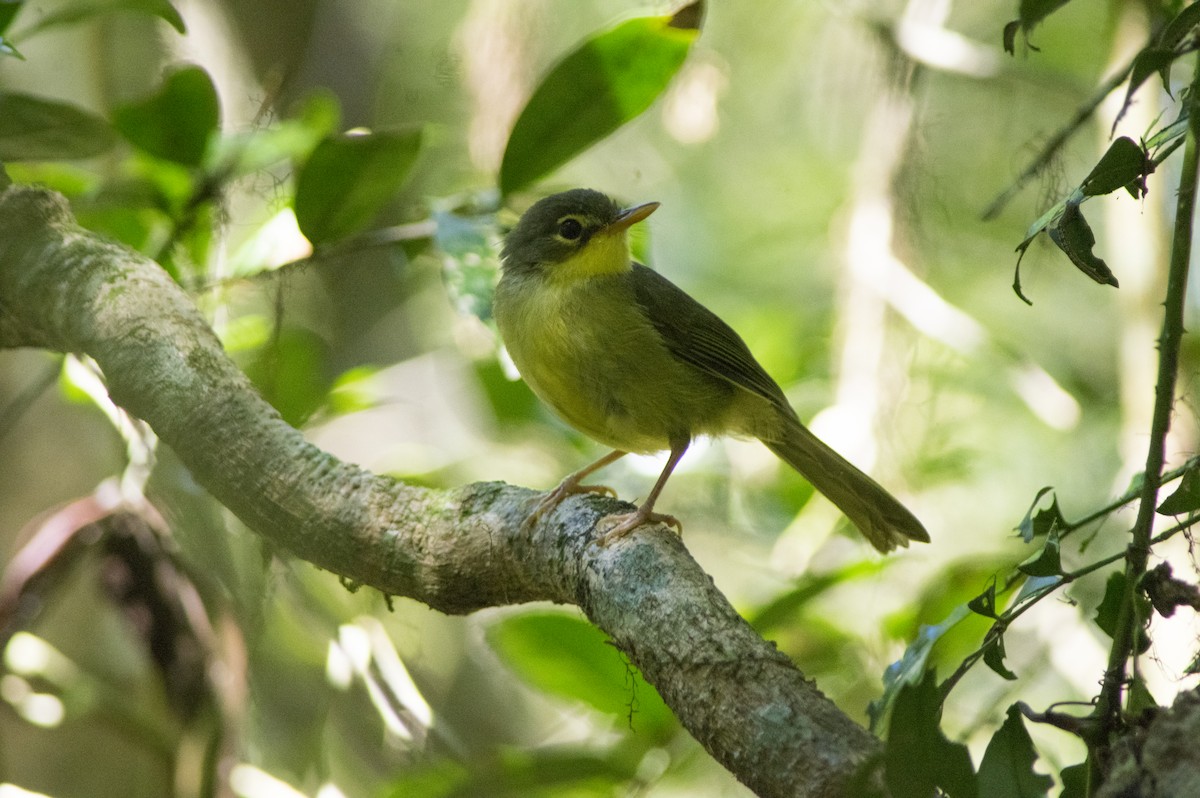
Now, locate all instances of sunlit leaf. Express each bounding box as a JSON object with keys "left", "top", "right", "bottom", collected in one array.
[
  {"left": 499, "top": 6, "right": 700, "bottom": 195},
  {"left": 977, "top": 704, "right": 1053, "bottom": 798},
  {"left": 1157, "top": 466, "right": 1200, "bottom": 515},
  {"left": 113, "top": 65, "right": 219, "bottom": 166},
  {"left": 16, "top": 0, "right": 184, "bottom": 38},
  {"left": 885, "top": 669, "right": 978, "bottom": 798},
  {"left": 488, "top": 611, "right": 674, "bottom": 737},
  {"left": 293, "top": 127, "right": 423, "bottom": 245},
  {"left": 0, "top": 92, "right": 116, "bottom": 160}
]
